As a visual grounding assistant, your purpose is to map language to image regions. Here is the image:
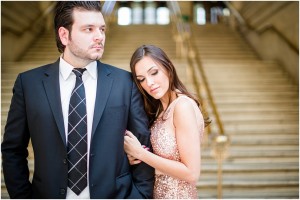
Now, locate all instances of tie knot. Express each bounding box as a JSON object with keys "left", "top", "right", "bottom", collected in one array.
[{"left": 73, "top": 68, "right": 86, "bottom": 78}]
